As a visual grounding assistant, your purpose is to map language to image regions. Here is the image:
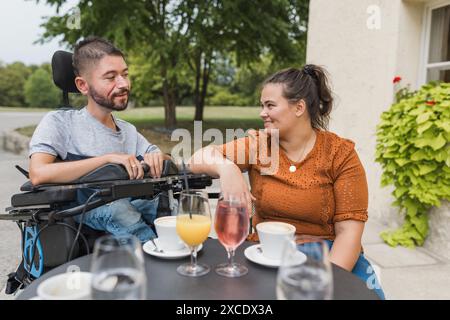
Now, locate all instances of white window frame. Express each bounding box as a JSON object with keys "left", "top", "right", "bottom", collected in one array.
[{"left": 418, "top": 0, "right": 450, "bottom": 86}]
